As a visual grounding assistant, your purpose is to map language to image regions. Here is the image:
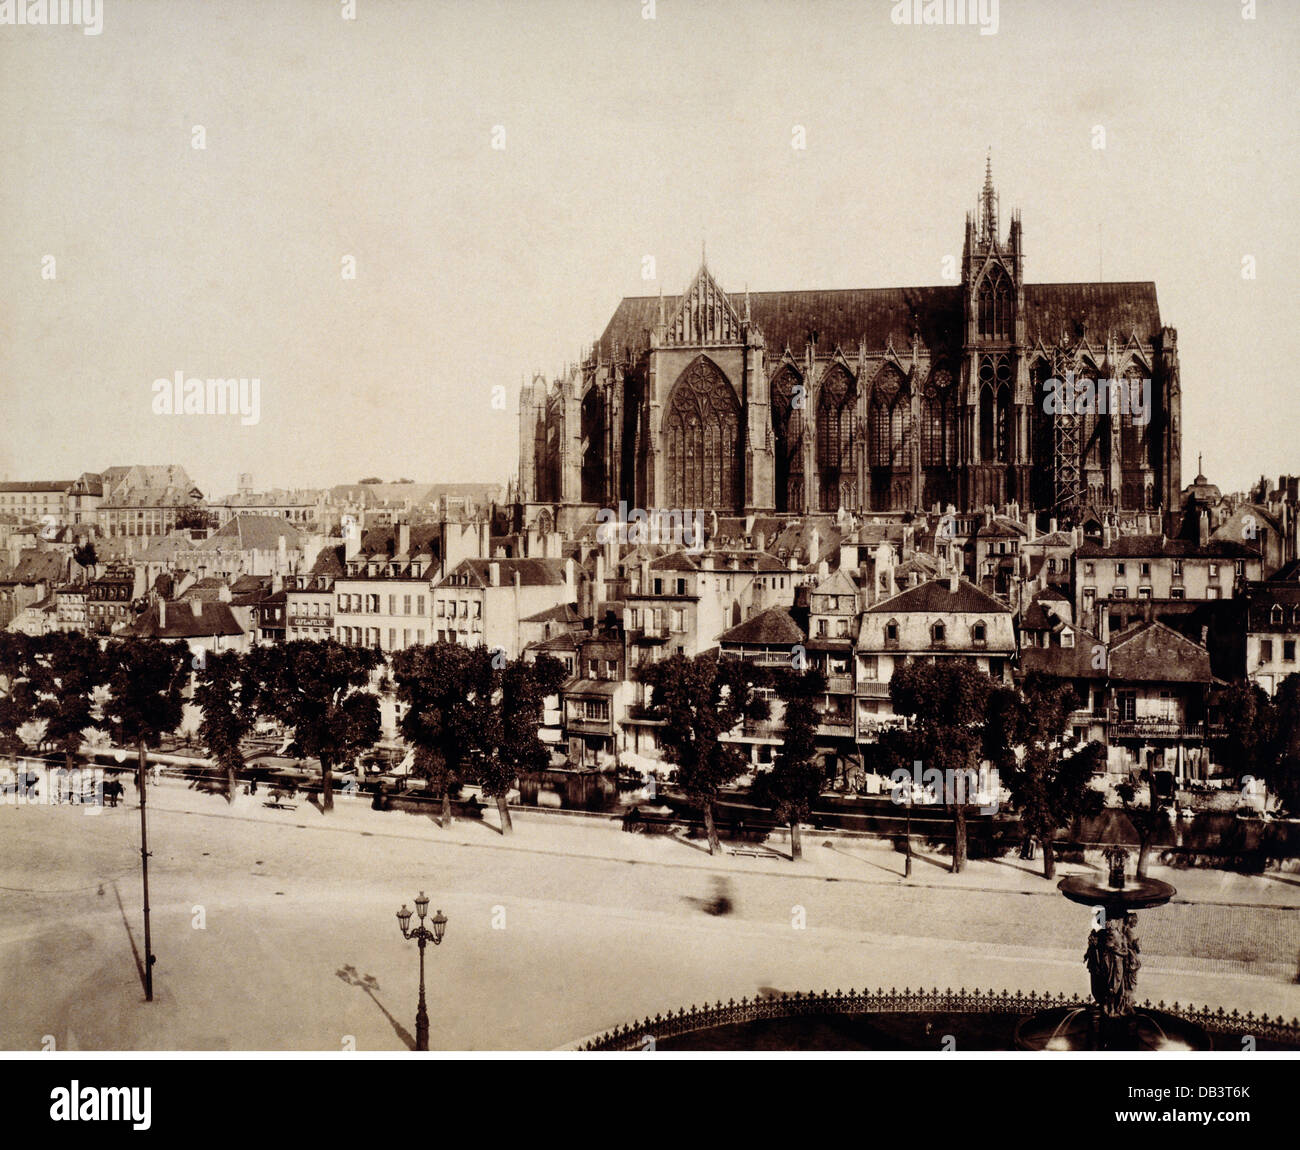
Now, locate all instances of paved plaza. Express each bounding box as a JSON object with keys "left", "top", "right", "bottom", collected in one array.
[{"left": 1, "top": 778, "right": 1296, "bottom": 1050}]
